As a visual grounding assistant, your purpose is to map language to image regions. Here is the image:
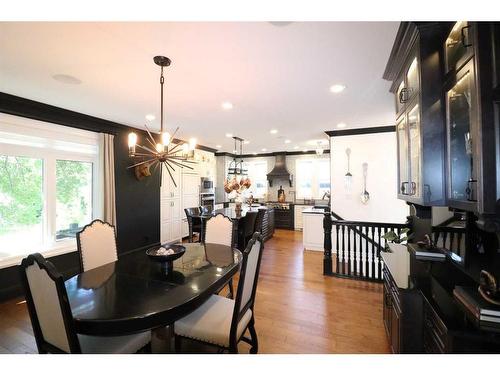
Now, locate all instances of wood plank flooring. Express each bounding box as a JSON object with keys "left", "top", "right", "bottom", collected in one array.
[{"left": 0, "top": 229, "right": 390, "bottom": 354}]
